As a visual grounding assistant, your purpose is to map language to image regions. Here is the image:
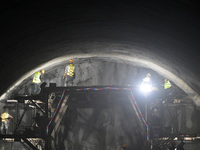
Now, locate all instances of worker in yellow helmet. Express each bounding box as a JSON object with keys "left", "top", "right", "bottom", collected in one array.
[
  {"left": 32, "top": 69, "right": 45, "bottom": 95},
  {"left": 163, "top": 78, "right": 173, "bottom": 99},
  {"left": 1, "top": 111, "right": 13, "bottom": 134},
  {"left": 143, "top": 73, "right": 151, "bottom": 82},
  {"left": 63, "top": 59, "right": 75, "bottom": 86},
  {"left": 164, "top": 79, "right": 172, "bottom": 89},
  {"left": 141, "top": 73, "right": 153, "bottom": 93}
]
